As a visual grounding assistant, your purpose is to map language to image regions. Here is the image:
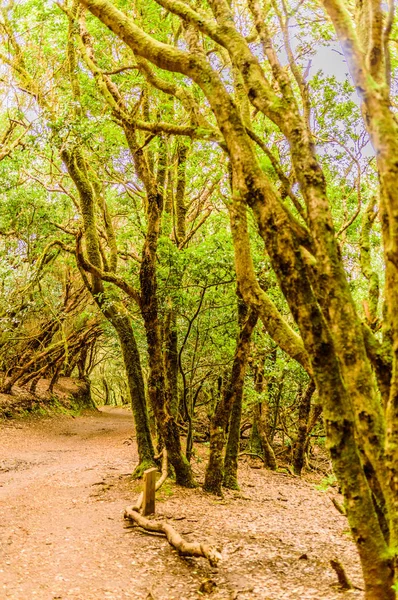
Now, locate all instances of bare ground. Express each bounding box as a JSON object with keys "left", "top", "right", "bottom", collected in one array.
[{"left": 0, "top": 407, "right": 364, "bottom": 600}]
